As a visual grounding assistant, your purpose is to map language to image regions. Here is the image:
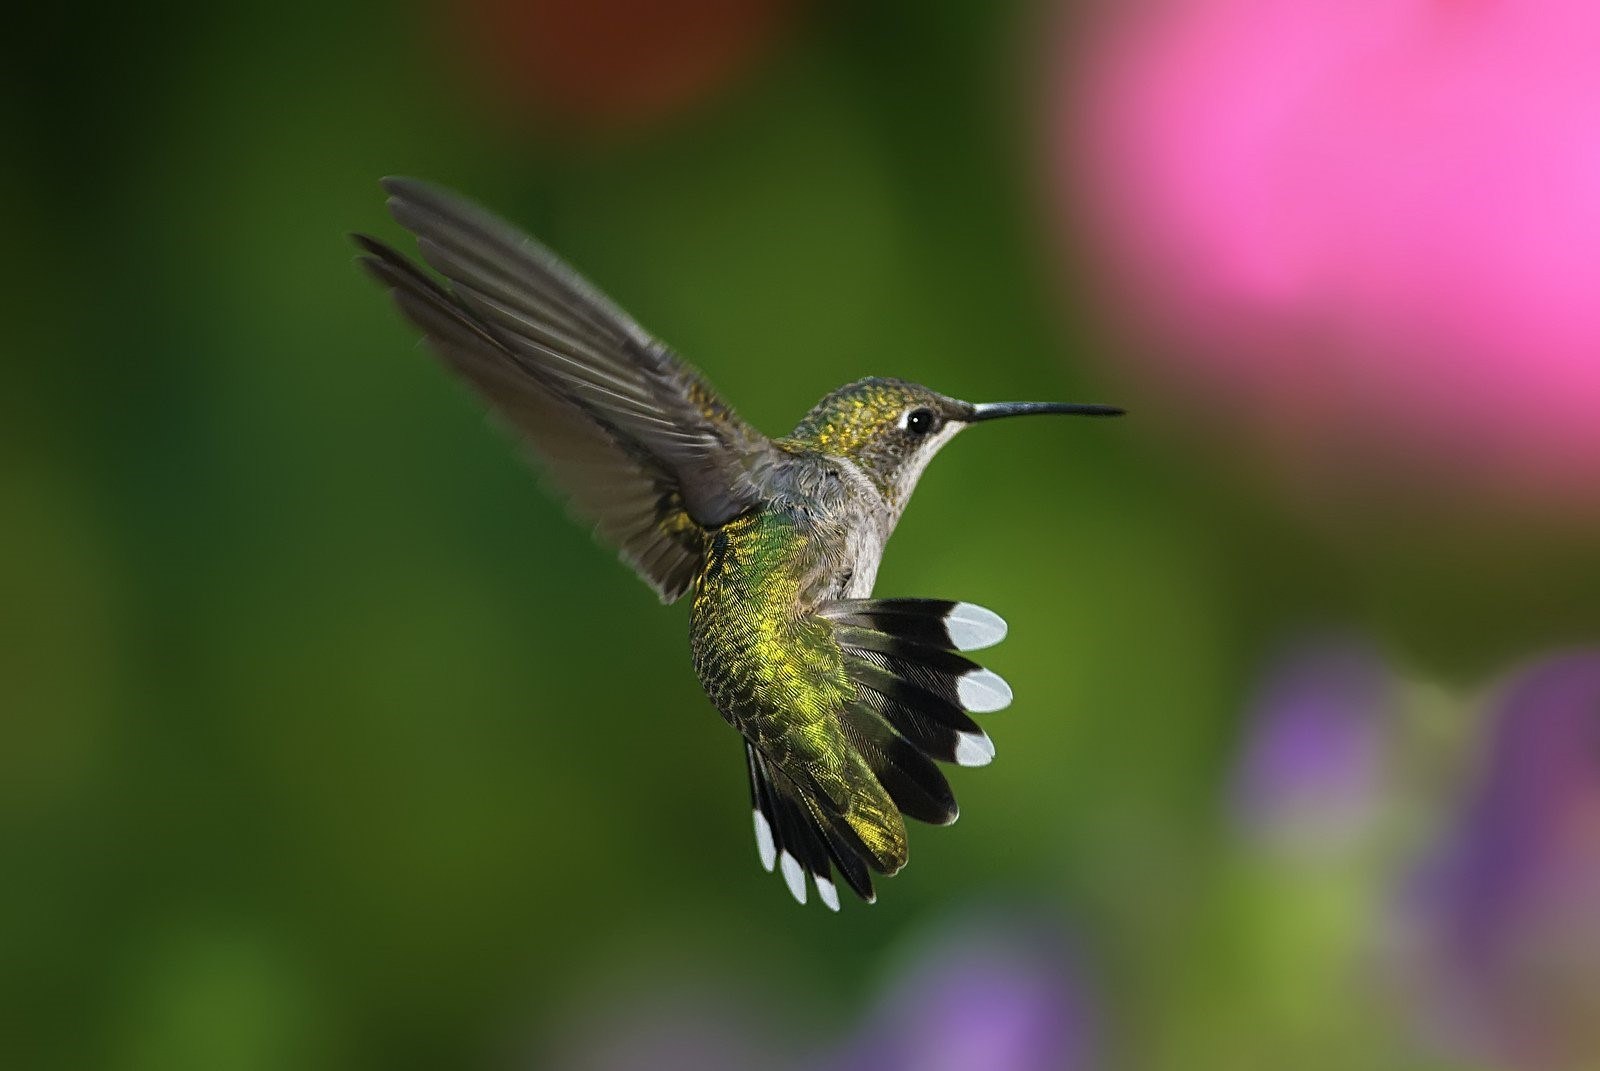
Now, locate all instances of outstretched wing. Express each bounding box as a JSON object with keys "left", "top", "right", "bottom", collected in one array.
[
  {"left": 355, "top": 177, "right": 775, "bottom": 602},
  {"left": 745, "top": 597, "right": 1012, "bottom": 909}
]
